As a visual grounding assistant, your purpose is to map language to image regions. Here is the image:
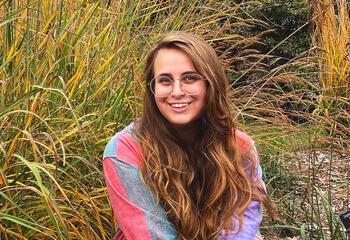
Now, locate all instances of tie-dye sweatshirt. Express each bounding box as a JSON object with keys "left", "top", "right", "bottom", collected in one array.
[{"left": 103, "top": 122, "right": 265, "bottom": 240}]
